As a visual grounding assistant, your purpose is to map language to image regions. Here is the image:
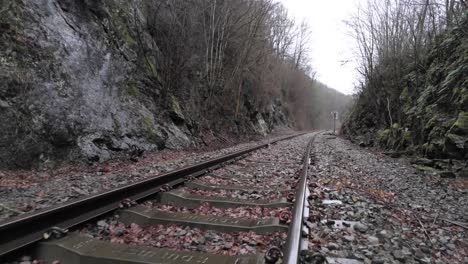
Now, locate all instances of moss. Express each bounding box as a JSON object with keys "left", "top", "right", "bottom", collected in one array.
[
  {"left": 413, "top": 164, "right": 438, "bottom": 173},
  {"left": 169, "top": 95, "right": 185, "bottom": 124},
  {"left": 392, "top": 123, "right": 400, "bottom": 129},
  {"left": 110, "top": 114, "right": 122, "bottom": 136},
  {"left": 142, "top": 116, "right": 160, "bottom": 143},
  {"left": 428, "top": 125, "right": 448, "bottom": 142},
  {"left": 402, "top": 130, "right": 413, "bottom": 147},
  {"left": 425, "top": 116, "right": 438, "bottom": 128},
  {"left": 170, "top": 96, "right": 182, "bottom": 115},
  {"left": 400, "top": 87, "right": 410, "bottom": 102},
  {"left": 127, "top": 82, "right": 140, "bottom": 97},
  {"left": 421, "top": 143, "right": 430, "bottom": 157},
  {"left": 450, "top": 111, "right": 468, "bottom": 134},
  {"left": 121, "top": 26, "right": 136, "bottom": 46},
  {"left": 144, "top": 56, "right": 162, "bottom": 82},
  {"left": 107, "top": 3, "right": 136, "bottom": 46},
  {"left": 460, "top": 87, "right": 468, "bottom": 111},
  {"left": 377, "top": 129, "right": 391, "bottom": 145}
]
